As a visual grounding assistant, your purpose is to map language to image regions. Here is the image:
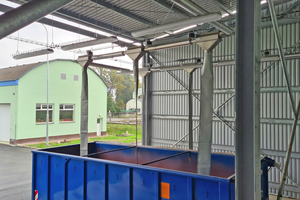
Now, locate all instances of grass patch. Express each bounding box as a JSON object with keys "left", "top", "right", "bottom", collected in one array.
[{"left": 27, "top": 124, "right": 141, "bottom": 149}]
